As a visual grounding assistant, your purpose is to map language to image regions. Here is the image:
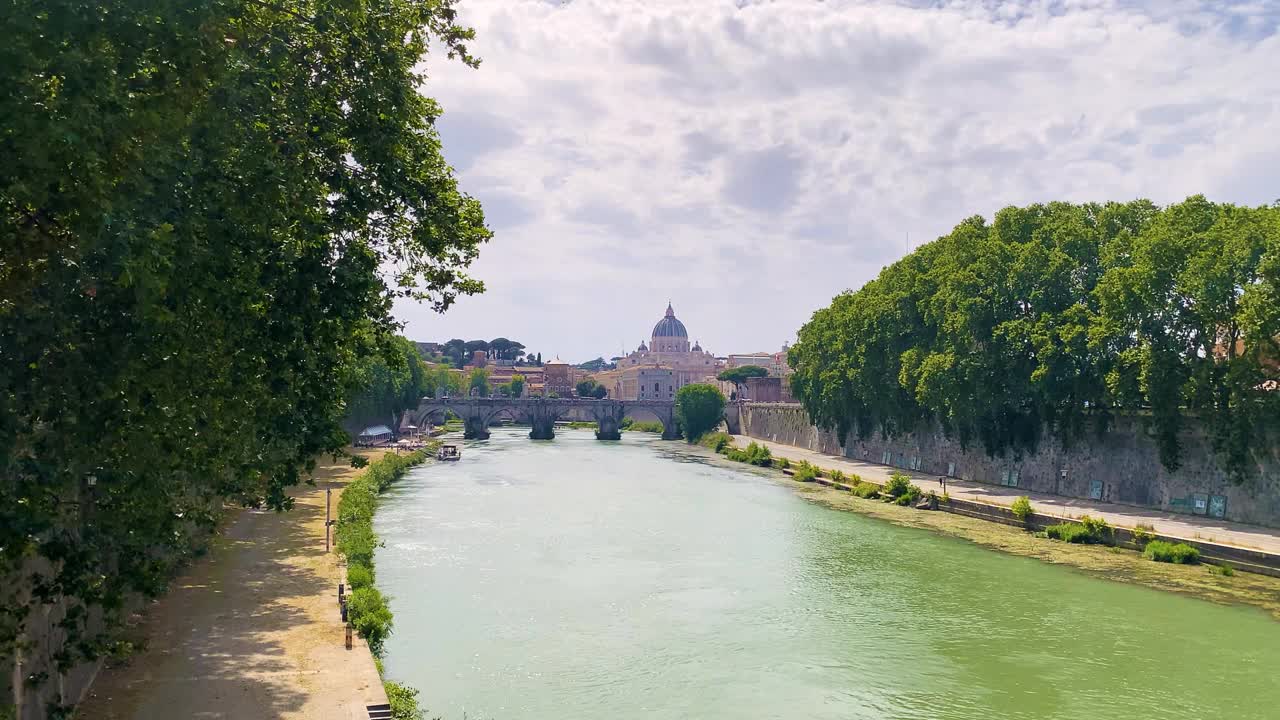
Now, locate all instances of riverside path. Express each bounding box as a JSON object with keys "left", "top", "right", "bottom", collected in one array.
[{"left": 734, "top": 435, "right": 1280, "bottom": 556}]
